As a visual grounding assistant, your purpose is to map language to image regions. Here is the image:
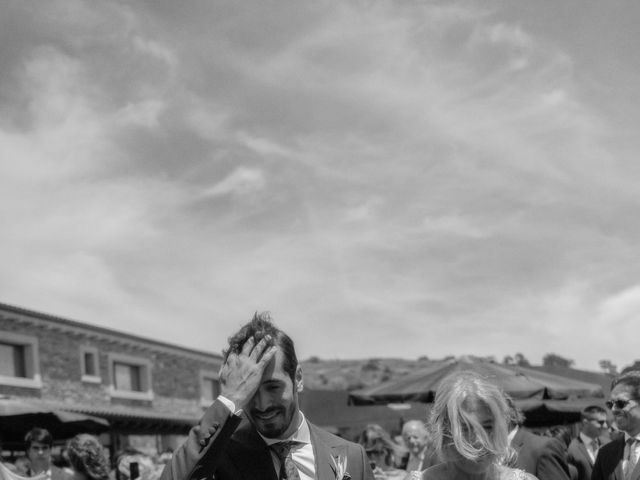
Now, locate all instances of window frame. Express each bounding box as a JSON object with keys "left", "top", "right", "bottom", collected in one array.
[
  {"left": 0, "top": 331, "right": 42, "bottom": 389},
  {"left": 79, "top": 346, "right": 101, "bottom": 383},
  {"left": 107, "top": 353, "right": 153, "bottom": 401}
]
